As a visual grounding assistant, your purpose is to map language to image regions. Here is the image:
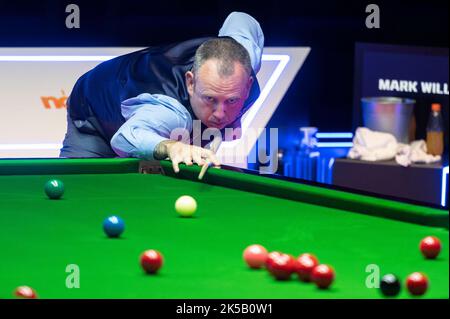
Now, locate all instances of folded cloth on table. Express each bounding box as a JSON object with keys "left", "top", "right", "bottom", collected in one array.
[
  {"left": 347, "top": 127, "right": 397, "bottom": 161},
  {"left": 347, "top": 127, "right": 441, "bottom": 167},
  {"left": 395, "top": 140, "right": 441, "bottom": 167}
]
